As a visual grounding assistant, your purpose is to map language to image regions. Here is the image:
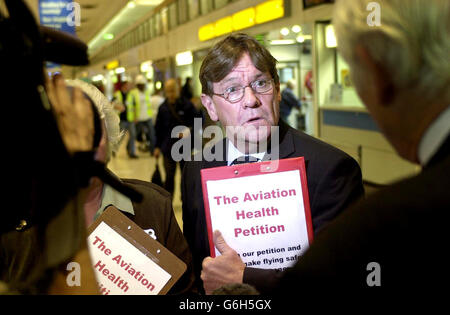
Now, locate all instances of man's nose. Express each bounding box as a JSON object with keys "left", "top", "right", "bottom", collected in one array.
[{"left": 241, "top": 86, "right": 260, "bottom": 108}]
